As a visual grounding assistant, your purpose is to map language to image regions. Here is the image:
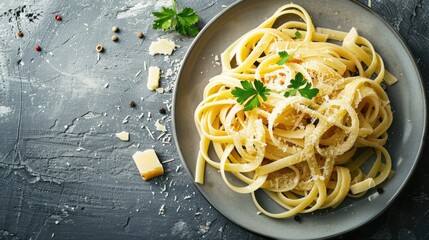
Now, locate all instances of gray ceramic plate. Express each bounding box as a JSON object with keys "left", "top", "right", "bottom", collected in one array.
[{"left": 172, "top": 0, "right": 426, "bottom": 239}]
